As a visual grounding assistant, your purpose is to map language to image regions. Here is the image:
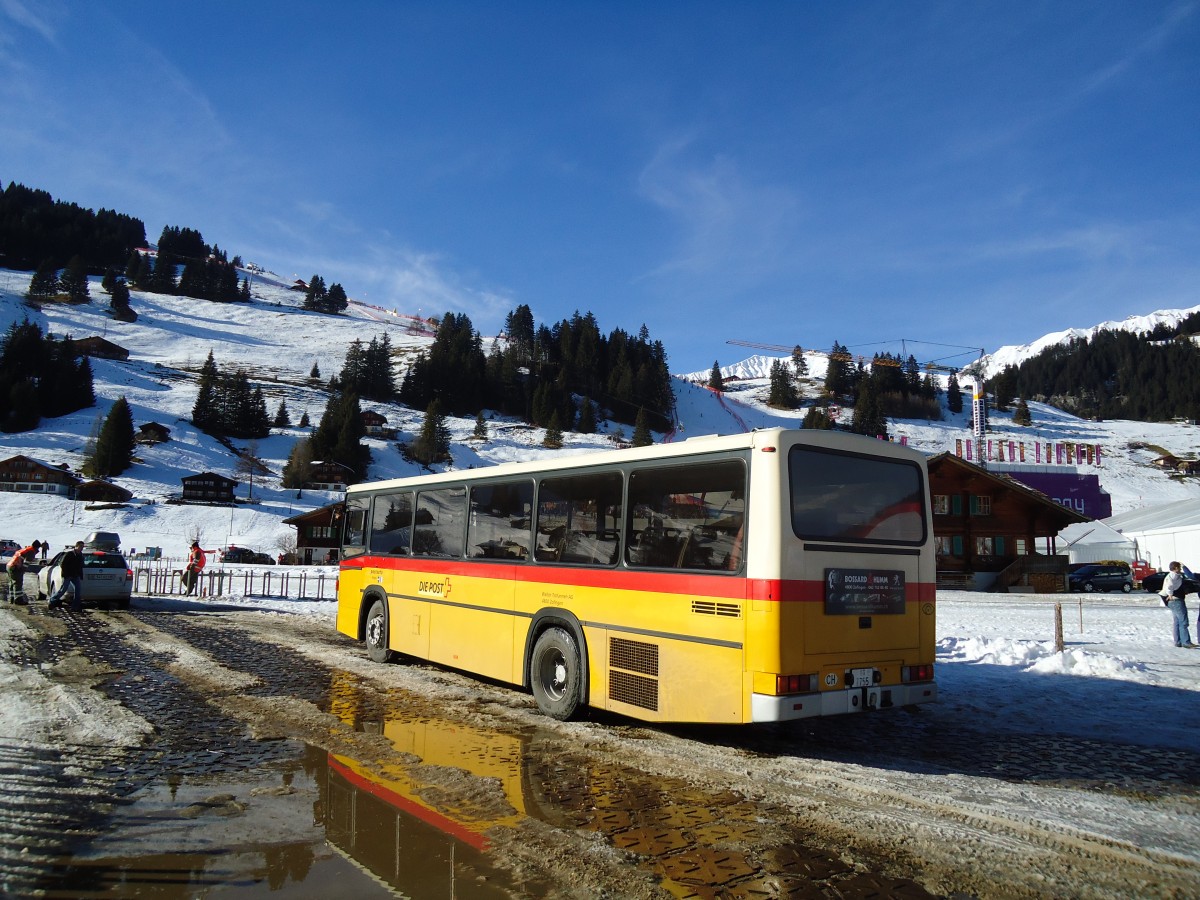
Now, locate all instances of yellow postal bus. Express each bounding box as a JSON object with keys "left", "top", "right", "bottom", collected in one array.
[{"left": 335, "top": 428, "right": 936, "bottom": 723}]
